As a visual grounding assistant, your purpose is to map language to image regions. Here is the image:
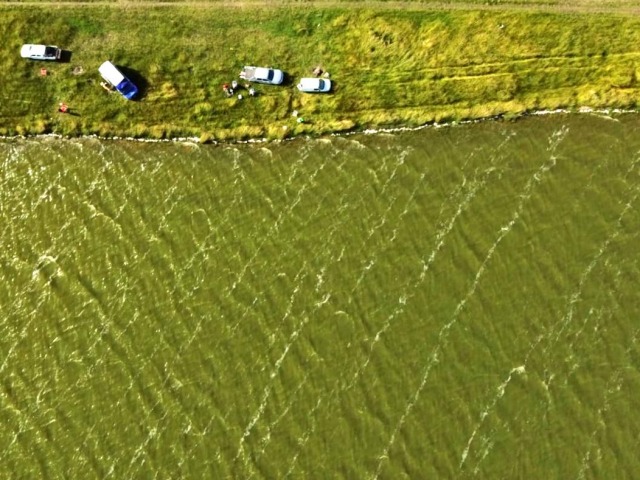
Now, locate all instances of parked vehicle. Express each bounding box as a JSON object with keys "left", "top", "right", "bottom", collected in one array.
[
  {"left": 98, "top": 61, "right": 138, "bottom": 100},
  {"left": 20, "top": 44, "right": 62, "bottom": 61},
  {"left": 297, "top": 77, "right": 332, "bottom": 93},
  {"left": 239, "top": 66, "right": 284, "bottom": 85}
]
